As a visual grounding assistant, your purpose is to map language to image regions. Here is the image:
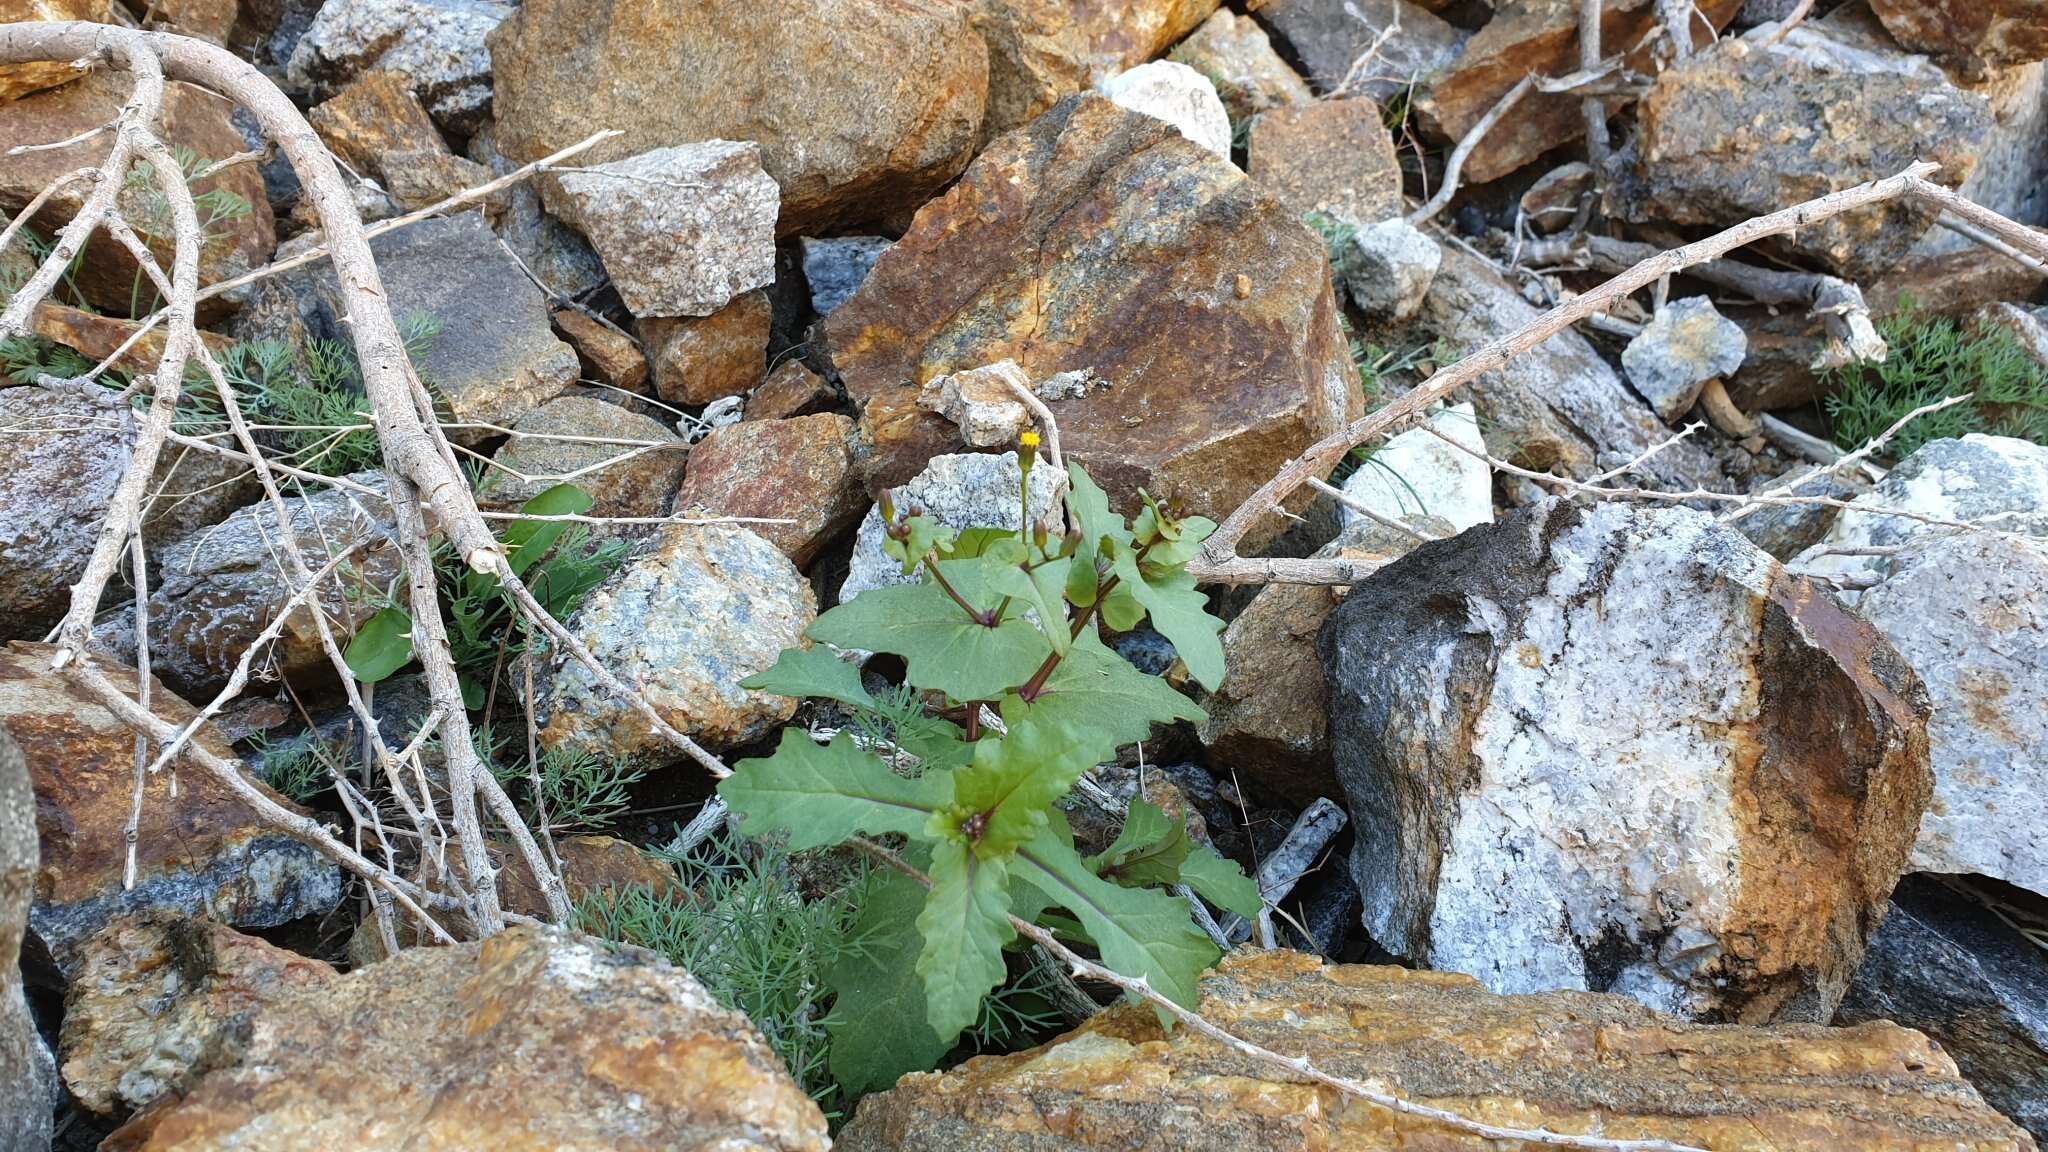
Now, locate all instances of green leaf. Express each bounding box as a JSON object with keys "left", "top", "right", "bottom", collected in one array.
[
  {"left": 343, "top": 606, "right": 413, "bottom": 683},
  {"left": 1029, "top": 630, "right": 1204, "bottom": 762},
  {"left": 720, "top": 729, "right": 951, "bottom": 851},
  {"left": 1089, "top": 798, "right": 1189, "bottom": 890},
  {"left": 948, "top": 697, "right": 1093, "bottom": 855},
  {"left": 1112, "top": 550, "right": 1225, "bottom": 692},
  {"left": 740, "top": 645, "right": 874, "bottom": 711},
  {"left": 1141, "top": 514, "right": 1216, "bottom": 571},
  {"left": 1098, "top": 578, "right": 1145, "bottom": 631},
  {"left": 1179, "top": 843, "right": 1262, "bottom": 919},
  {"left": 917, "top": 841, "right": 1016, "bottom": 1041},
  {"left": 986, "top": 554, "right": 1072, "bottom": 654},
  {"left": 811, "top": 581, "right": 1050, "bottom": 703},
  {"left": 825, "top": 869, "right": 951, "bottom": 1097},
  {"left": 946, "top": 526, "right": 1021, "bottom": 560},
  {"left": 503, "top": 483, "right": 594, "bottom": 577},
  {"left": 1065, "top": 462, "right": 1131, "bottom": 557},
  {"left": 1015, "top": 825, "right": 1218, "bottom": 1012}
]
